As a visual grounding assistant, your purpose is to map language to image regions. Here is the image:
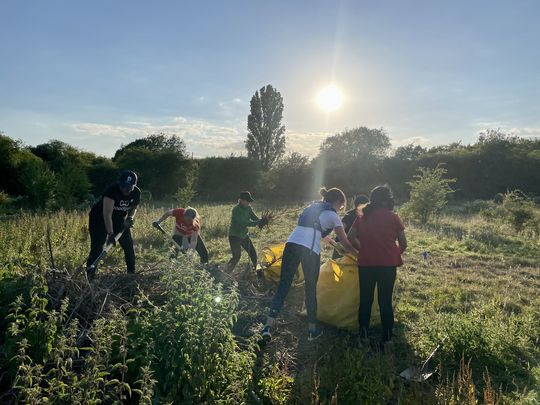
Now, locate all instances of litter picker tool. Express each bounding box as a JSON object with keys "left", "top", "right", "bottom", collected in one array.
[
  {"left": 152, "top": 221, "right": 167, "bottom": 235},
  {"left": 400, "top": 338, "right": 446, "bottom": 382},
  {"left": 152, "top": 221, "right": 182, "bottom": 251},
  {"left": 86, "top": 229, "right": 125, "bottom": 277}
]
